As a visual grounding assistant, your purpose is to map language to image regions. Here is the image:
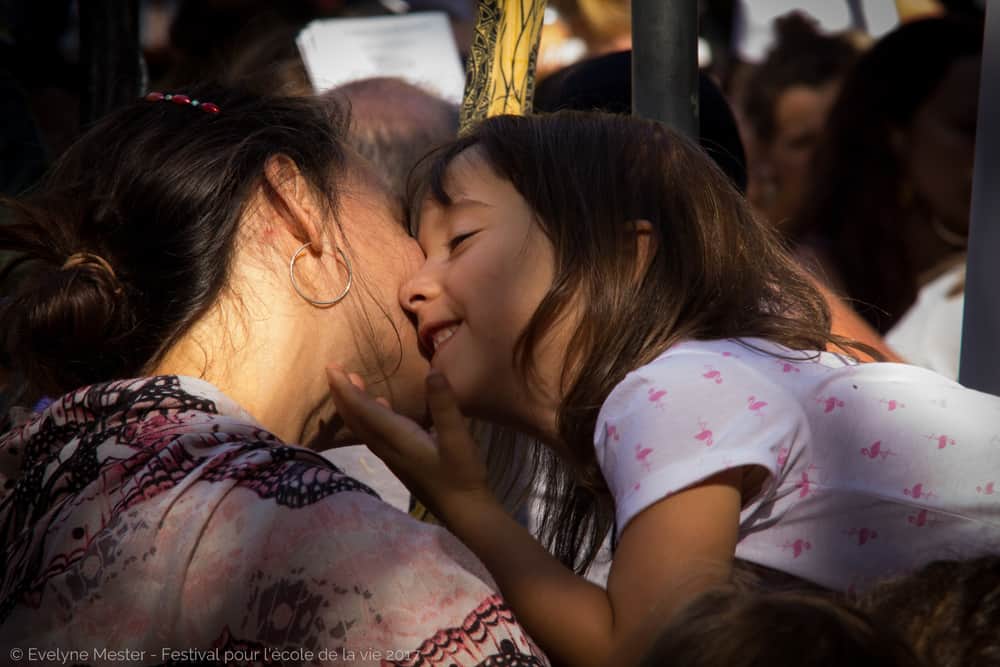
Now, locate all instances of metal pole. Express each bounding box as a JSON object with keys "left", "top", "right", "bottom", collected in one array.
[
  {"left": 79, "top": 0, "right": 144, "bottom": 128},
  {"left": 958, "top": 0, "right": 1000, "bottom": 396},
  {"left": 631, "top": 0, "right": 699, "bottom": 138}
]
